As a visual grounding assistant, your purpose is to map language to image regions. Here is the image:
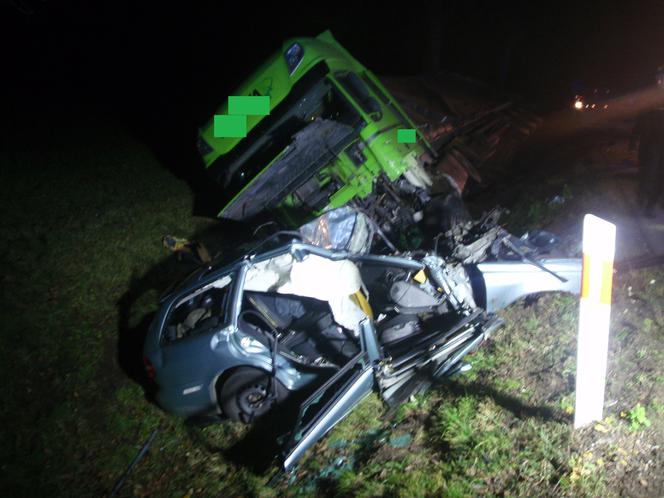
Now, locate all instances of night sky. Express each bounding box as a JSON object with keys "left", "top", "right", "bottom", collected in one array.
[{"left": 3, "top": 1, "right": 664, "bottom": 151}]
